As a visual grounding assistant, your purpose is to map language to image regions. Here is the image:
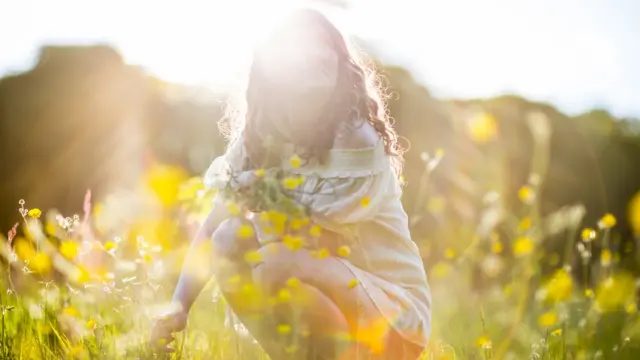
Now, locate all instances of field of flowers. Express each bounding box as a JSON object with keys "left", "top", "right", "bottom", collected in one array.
[{"left": 1, "top": 111, "right": 639, "bottom": 360}]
